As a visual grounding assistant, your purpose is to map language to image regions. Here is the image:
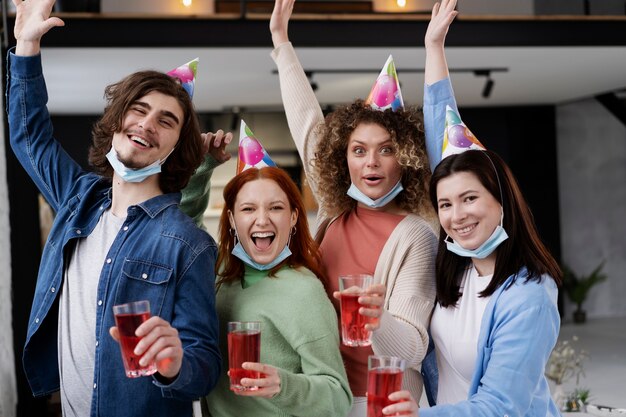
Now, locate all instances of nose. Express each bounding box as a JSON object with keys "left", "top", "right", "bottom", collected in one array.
[
  {"left": 451, "top": 204, "right": 467, "bottom": 223},
  {"left": 255, "top": 209, "right": 270, "bottom": 226},
  {"left": 366, "top": 152, "right": 380, "bottom": 168},
  {"left": 138, "top": 114, "right": 157, "bottom": 133}
]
